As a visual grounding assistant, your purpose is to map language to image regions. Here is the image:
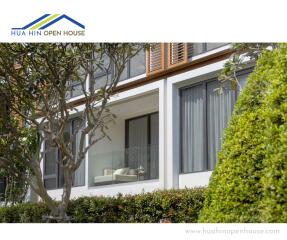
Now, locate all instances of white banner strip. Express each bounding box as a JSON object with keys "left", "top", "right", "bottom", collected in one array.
[
  {"left": 1, "top": 223, "right": 286, "bottom": 240},
  {"left": 0, "top": 0, "right": 286, "bottom": 42}
]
